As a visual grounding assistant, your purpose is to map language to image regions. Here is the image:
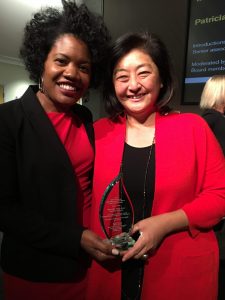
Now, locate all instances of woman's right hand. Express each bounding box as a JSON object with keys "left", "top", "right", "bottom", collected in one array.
[{"left": 80, "top": 229, "right": 120, "bottom": 262}]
